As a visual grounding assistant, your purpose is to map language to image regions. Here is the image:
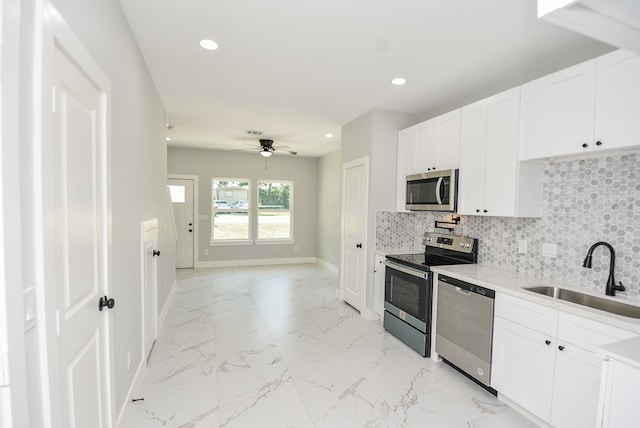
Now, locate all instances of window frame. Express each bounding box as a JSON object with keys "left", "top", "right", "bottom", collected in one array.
[
  {"left": 256, "top": 180, "right": 294, "bottom": 244},
  {"left": 210, "top": 177, "right": 252, "bottom": 246}
]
